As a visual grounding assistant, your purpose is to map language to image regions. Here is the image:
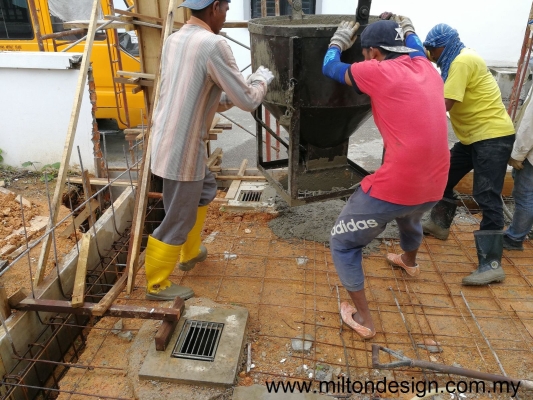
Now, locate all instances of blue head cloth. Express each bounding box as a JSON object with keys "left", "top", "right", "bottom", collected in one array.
[{"left": 424, "top": 23, "right": 465, "bottom": 82}]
